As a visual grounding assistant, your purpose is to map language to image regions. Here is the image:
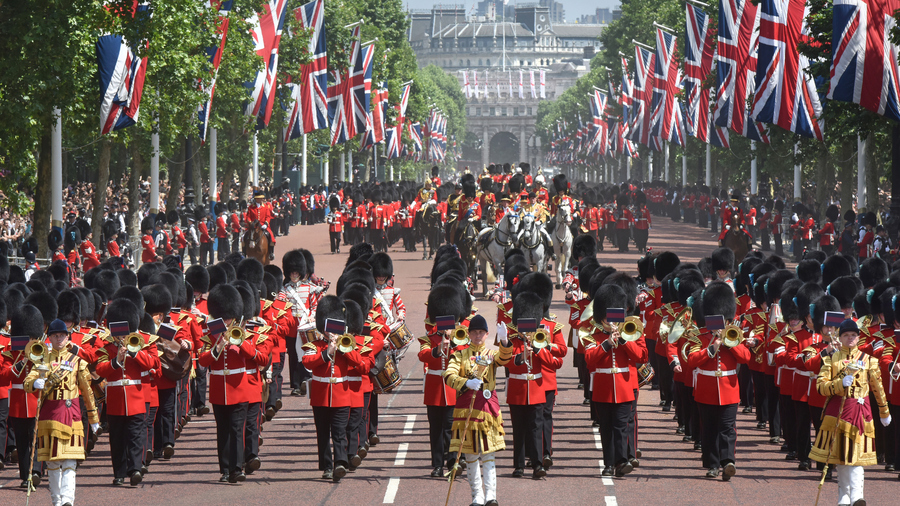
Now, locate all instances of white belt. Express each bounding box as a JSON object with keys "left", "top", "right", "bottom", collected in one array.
[
  {"left": 509, "top": 373, "right": 542, "bottom": 381},
  {"left": 311, "top": 375, "right": 362, "bottom": 384},
  {"left": 140, "top": 371, "right": 152, "bottom": 377},
  {"left": 11, "top": 384, "right": 24, "bottom": 390},
  {"left": 795, "top": 370, "right": 816, "bottom": 378},
  {"left": 595, "top": 367, "right": 628, "bottom": 374},
  {"left": 426, "top": 369, "right": 445, "bottom": 376},
  {"left": 210, "top": 367, "right": 247, "bottom": 376},
  {"left": 107, "top": 379, "right": 140, "bottom": 387},
  {"left": 697, "top": 369, "right": 737, "bottom": 377}
]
